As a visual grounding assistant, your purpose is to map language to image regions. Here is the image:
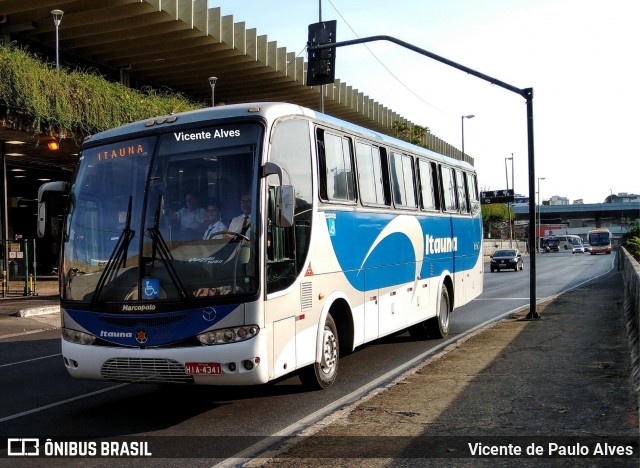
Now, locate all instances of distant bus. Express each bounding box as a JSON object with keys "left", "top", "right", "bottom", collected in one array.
[
  {"left": 556, "top": 235, "right": 583, "bottom": 251},
  {"left": 37, "top": 102, "right": 483, "bottom": 389},
  {"left": 542, "top": 235, "right": 582, "bottom": 252},
  {"left": 588, "top": 228, "right": 612, "bottom": 255}
]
